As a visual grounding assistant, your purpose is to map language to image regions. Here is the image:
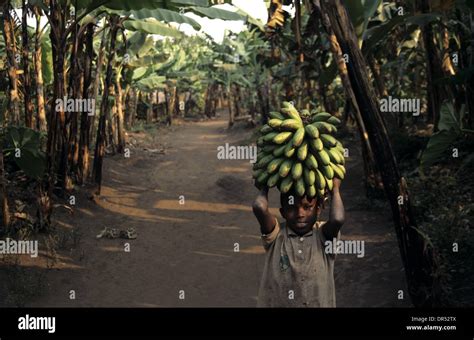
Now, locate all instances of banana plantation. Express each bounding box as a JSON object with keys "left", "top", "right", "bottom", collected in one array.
[{"left": 0, "top": 0, "right": 473, "bottom": 309}]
